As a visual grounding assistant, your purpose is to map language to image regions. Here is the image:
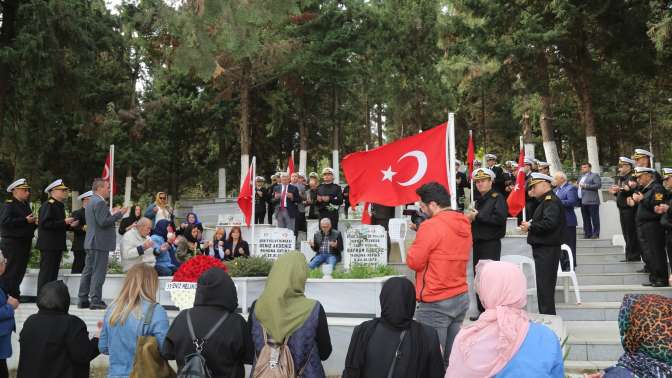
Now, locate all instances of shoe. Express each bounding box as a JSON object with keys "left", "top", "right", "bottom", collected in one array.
[
  {"left": 583, "top": 235, "right": 592, "bottom": 239},
  {"left": 77, "top": 301, "right": 90, "bottom": 309},
  {"left": 651, "top": 281, "right": 669, "bottom": 287},
  {"left": 90, "top": 302, "right": 107, "bottom": 310},
  {"left": 591, "top": 235, "right": 600, "bottom": 239},
  {"left": 642, "top": 282, "right": 654, "bottom": 286},
  {"left": 621, "top": 258, "right": 641, "bottom": 263},
  {"left": 469, "top": 315, "right": 480, "bottom": 322},
  {"left": 636, "top": 268, "right": 649, "bottom": 273}
]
